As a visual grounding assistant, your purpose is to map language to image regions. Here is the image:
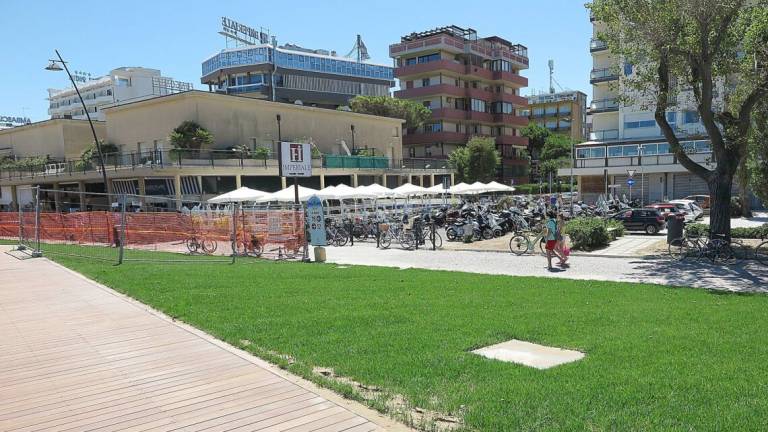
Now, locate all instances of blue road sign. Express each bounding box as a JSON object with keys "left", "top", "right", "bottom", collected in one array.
[
  {"left": 306, "top": 195, "right": 327, "bottom": 246},
  {"left": 627, "top": 178, "right": 635, "bottom": 186}
]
